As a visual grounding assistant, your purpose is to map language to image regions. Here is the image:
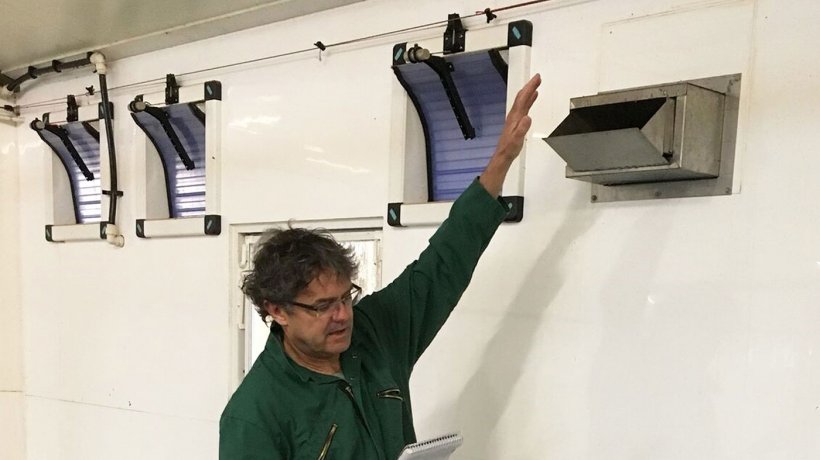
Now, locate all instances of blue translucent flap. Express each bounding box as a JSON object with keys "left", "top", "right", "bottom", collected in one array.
[
  {"left": 132, "top": 103, "right": 206, "bottom": 217},
  {"left": 37, "top": 122, "right": 102, "bottom": 223},
  {"left": 65, "top": 122, "right": 102, "bottom": 222},
  {"left": 166, "top": 103, "right": 207, "bottom": 217},
  {"left": 395, "top": 50, "right": 508, "bottom": 201}
]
